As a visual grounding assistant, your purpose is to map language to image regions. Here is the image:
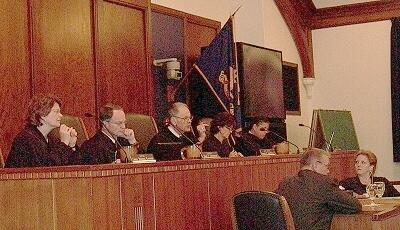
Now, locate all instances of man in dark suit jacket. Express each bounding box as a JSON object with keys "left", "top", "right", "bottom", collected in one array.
[
  {"left": 235, "top": 117, "right": 274, "bottom": 156},
  {"left": 77, "top": 103, "right": 138, "bottom": 164},
  {"left": 147, "top": 102, "right": 206, "bottom": 161},
  {"left": 276, "top": 148, "right": 362, "bottom": 230}
]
